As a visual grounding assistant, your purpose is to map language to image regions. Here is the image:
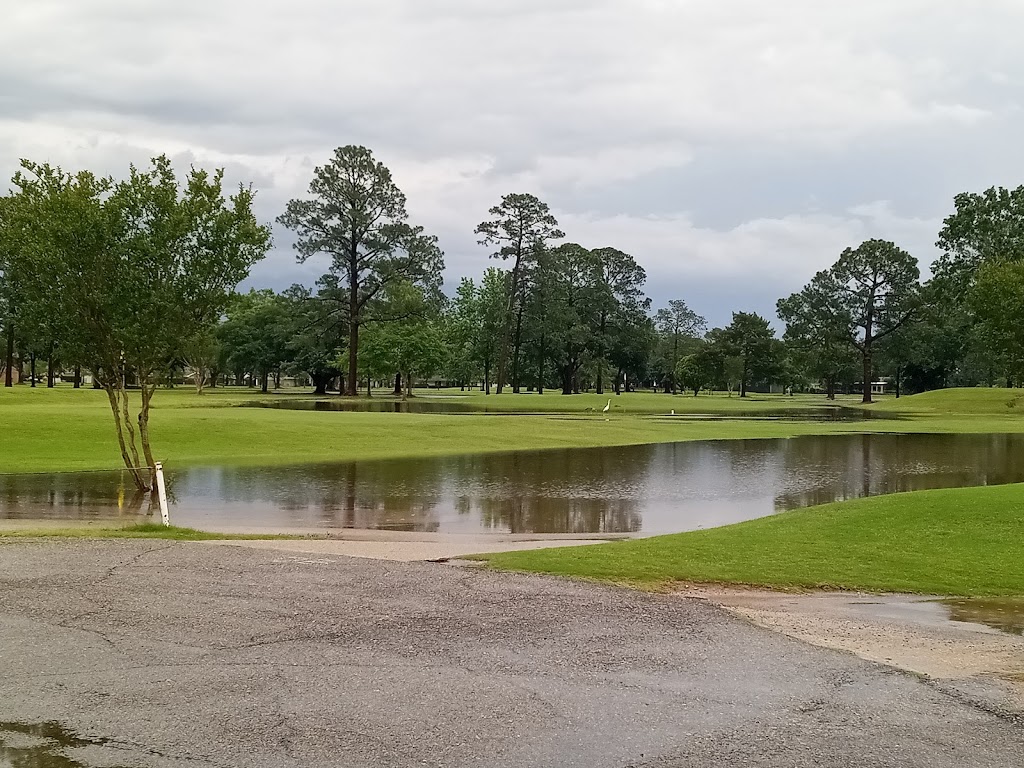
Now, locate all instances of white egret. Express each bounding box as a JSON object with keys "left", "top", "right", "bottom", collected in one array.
[{"left": 602, "top": 399, "right": 611, "bottom": 413}]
